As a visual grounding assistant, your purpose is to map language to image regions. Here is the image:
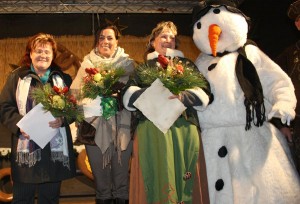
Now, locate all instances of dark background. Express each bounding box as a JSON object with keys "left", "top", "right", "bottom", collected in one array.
[{"left": 0, "top": 0, "right": 298, "bottom": 60}]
